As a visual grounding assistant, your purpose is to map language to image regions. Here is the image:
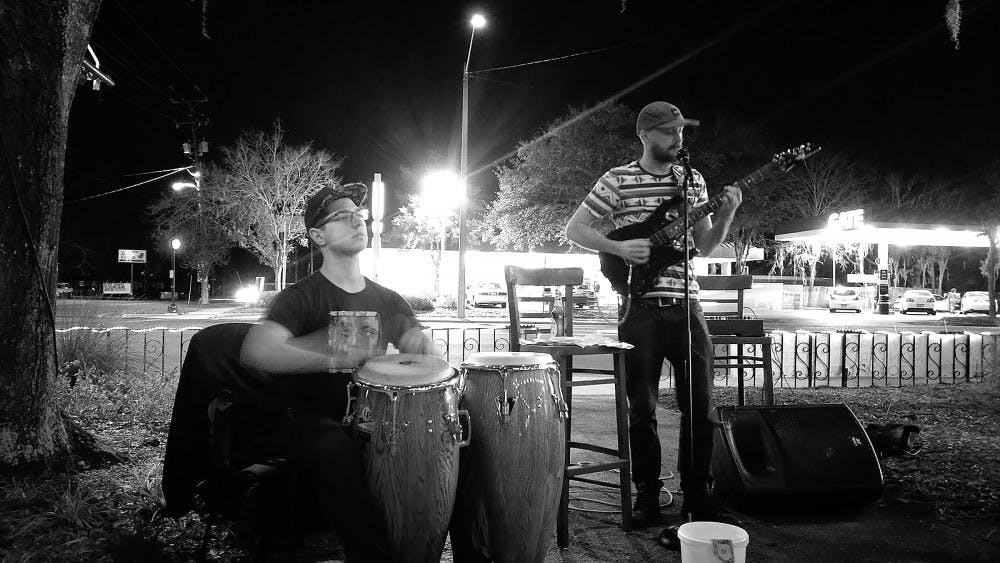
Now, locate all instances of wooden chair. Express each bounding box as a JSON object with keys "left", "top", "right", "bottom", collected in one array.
[
  {"left": 698, "top": 275, "right": 774, "bottom": 406},
  {"left": 504, "top": 266, "right": 632, "bottom": 549}
]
